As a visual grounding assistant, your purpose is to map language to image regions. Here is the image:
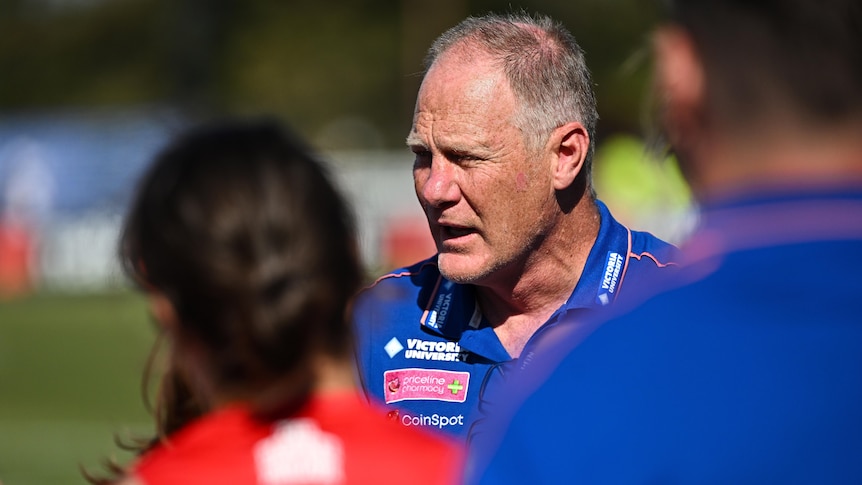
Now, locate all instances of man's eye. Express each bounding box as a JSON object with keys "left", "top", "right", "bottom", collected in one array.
[
  {"left": 412, "top": 150, "right": 432, "bottom": 167},
  {"left": 450, "top": 152, "right": 481, "bottom": 163}
]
